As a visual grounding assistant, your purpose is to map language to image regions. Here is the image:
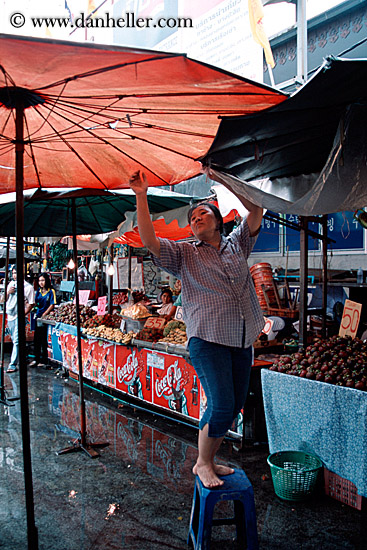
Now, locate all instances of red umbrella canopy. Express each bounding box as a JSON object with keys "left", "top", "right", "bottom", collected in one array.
[
  {"left": 114, "top": 209, "right": 238, "bottom": 247},
  {"left": 0, "top": 34, "right": 286, "bottom": 193}
]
